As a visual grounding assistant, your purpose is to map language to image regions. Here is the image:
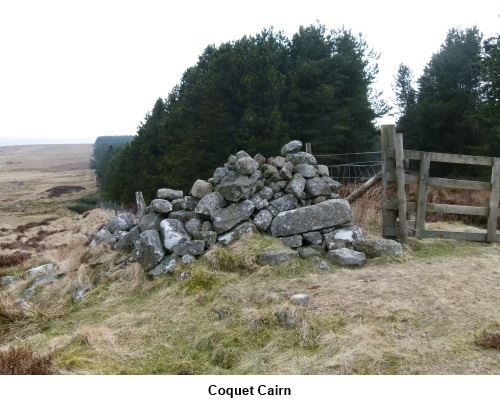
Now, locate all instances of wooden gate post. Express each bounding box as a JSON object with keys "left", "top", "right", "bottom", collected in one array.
[
  {"left": 394, "top": 133, "right": 408, "bottom": 243},
  {"left": 487, "top": 158, "right": 500, "bottom": 243},
  {"left": 381, "top": 125, "right": 397, "bottom": 238}
]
